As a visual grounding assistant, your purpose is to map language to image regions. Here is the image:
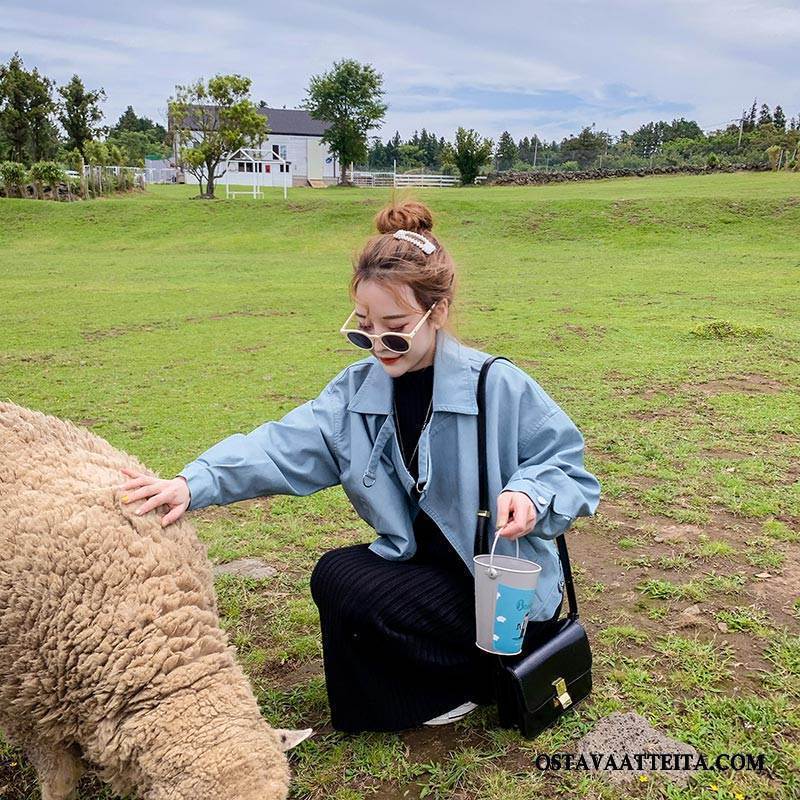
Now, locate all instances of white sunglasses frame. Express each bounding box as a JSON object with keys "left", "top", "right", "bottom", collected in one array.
[{"left": 340, "top": 302, "right": 438, "bottom": 354}]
